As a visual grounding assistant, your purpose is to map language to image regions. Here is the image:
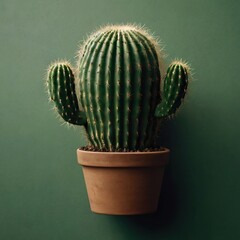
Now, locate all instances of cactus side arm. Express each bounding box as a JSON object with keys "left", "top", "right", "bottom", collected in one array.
[
  {"left": 155, "top": 61, "right": 189, "bottom": 118},
  {"left": 47, "top": 62, "right": 87, "bottom": 125}
]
